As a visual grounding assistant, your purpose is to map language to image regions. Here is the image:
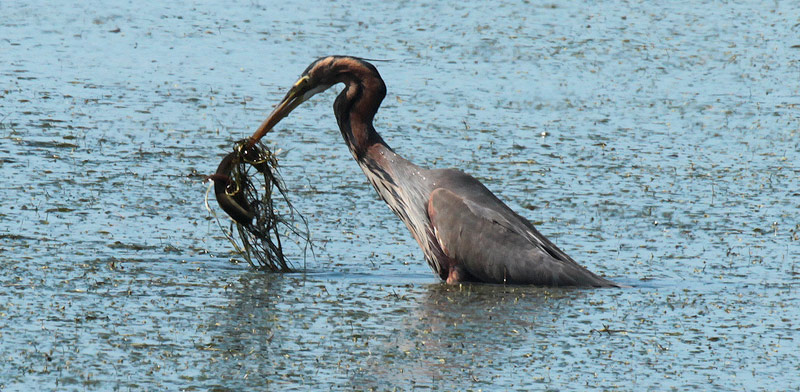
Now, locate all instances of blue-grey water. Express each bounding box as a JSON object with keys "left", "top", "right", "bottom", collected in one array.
[{"left": 2, "top": 0, "right": 799, "bottom": 390}]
